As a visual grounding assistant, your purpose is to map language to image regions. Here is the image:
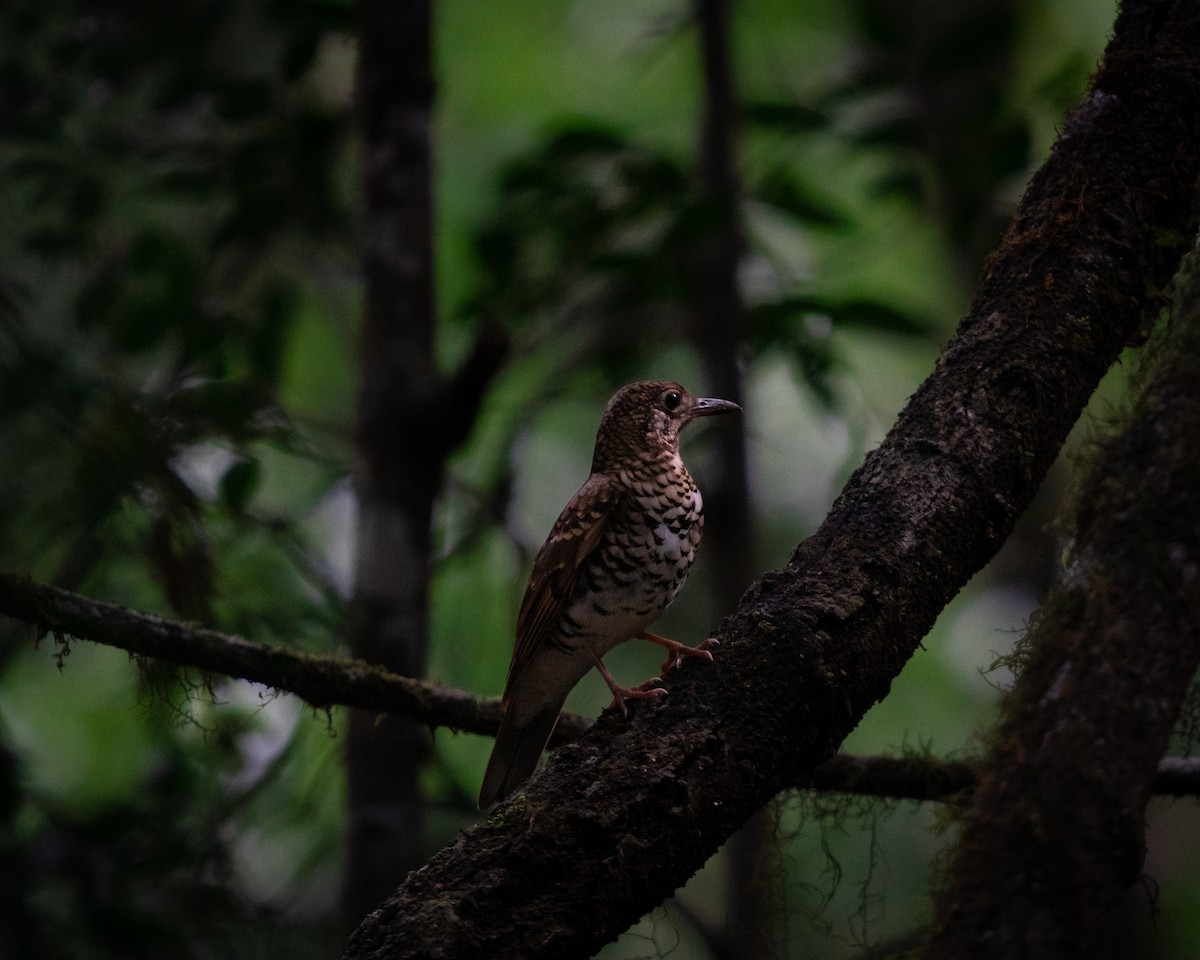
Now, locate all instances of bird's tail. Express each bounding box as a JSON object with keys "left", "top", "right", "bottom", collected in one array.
[{"left": 478, "top": 702, "right": 563, "bottom": 809}]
